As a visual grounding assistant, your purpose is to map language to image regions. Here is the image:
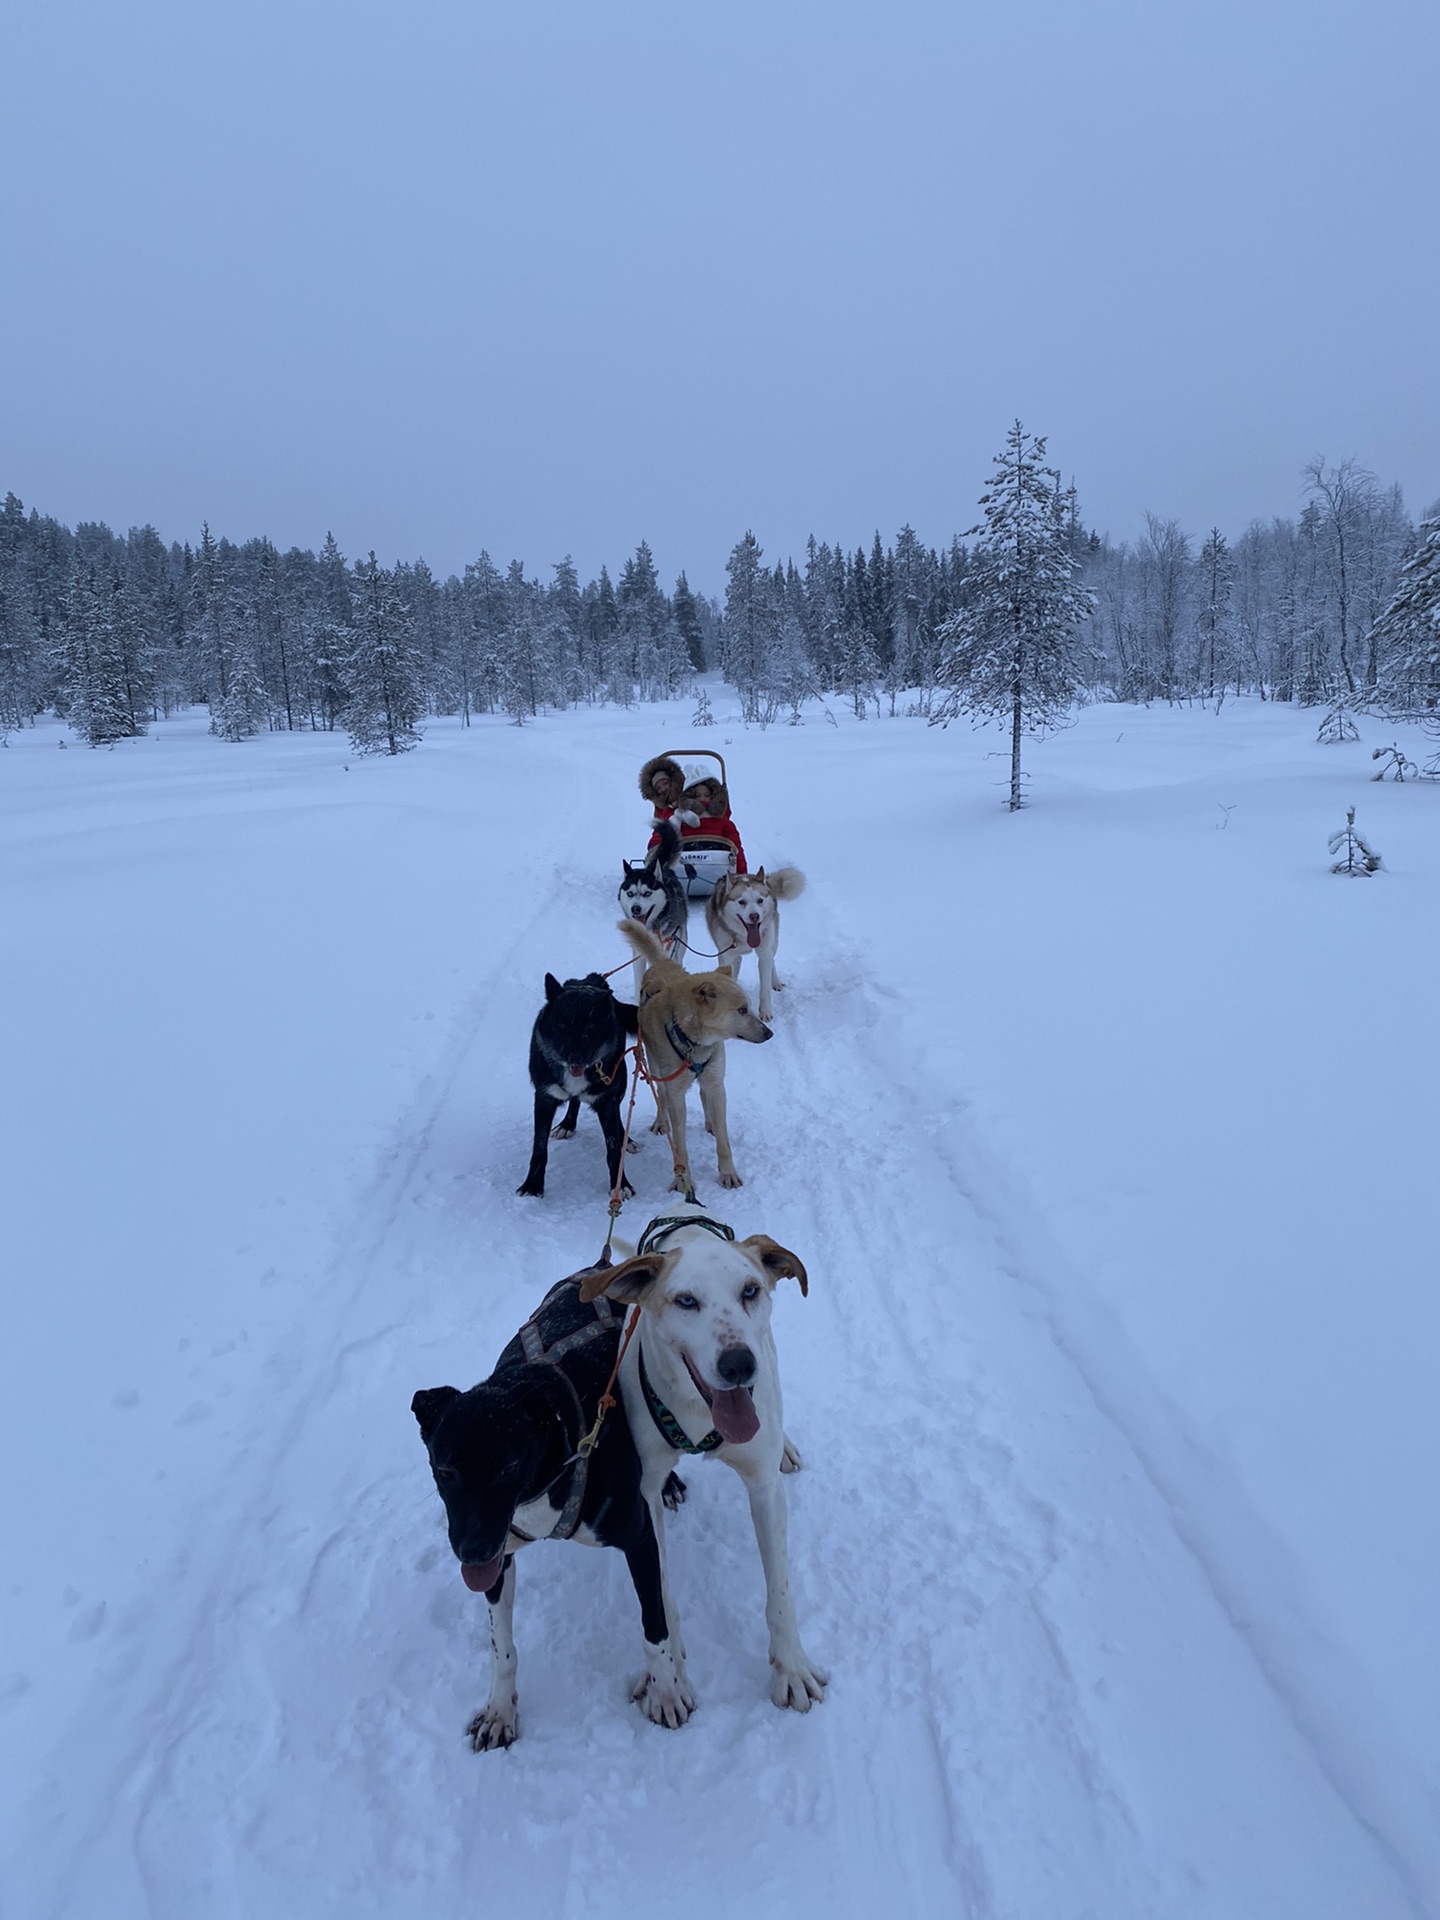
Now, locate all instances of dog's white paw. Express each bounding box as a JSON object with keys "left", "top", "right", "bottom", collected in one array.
[
  {"left": 631, "top": 1670, "right": 696, "bottom": 1729},
  {"left": 466, "top": 1699, "right": 518, "bottom": 1751},
  {"left": 549, "top": 1122, "right": 576, "bottom": 1140},
  {"left": 718, "top": 1169, "right": 744, "bottom": 1189},
  {"left": 780, "top": 1436, "right": 803, "bottom": 1474},
  {"left": 769, "top": 1655, "right": 828, "bottom": 1712}
]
